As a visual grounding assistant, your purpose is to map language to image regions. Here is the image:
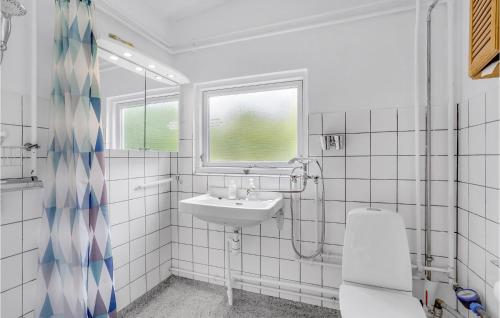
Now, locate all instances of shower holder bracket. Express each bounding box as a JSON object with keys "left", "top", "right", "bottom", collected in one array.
[{"left": 320, "top": 134, "right": 343, "bottom": 151}]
